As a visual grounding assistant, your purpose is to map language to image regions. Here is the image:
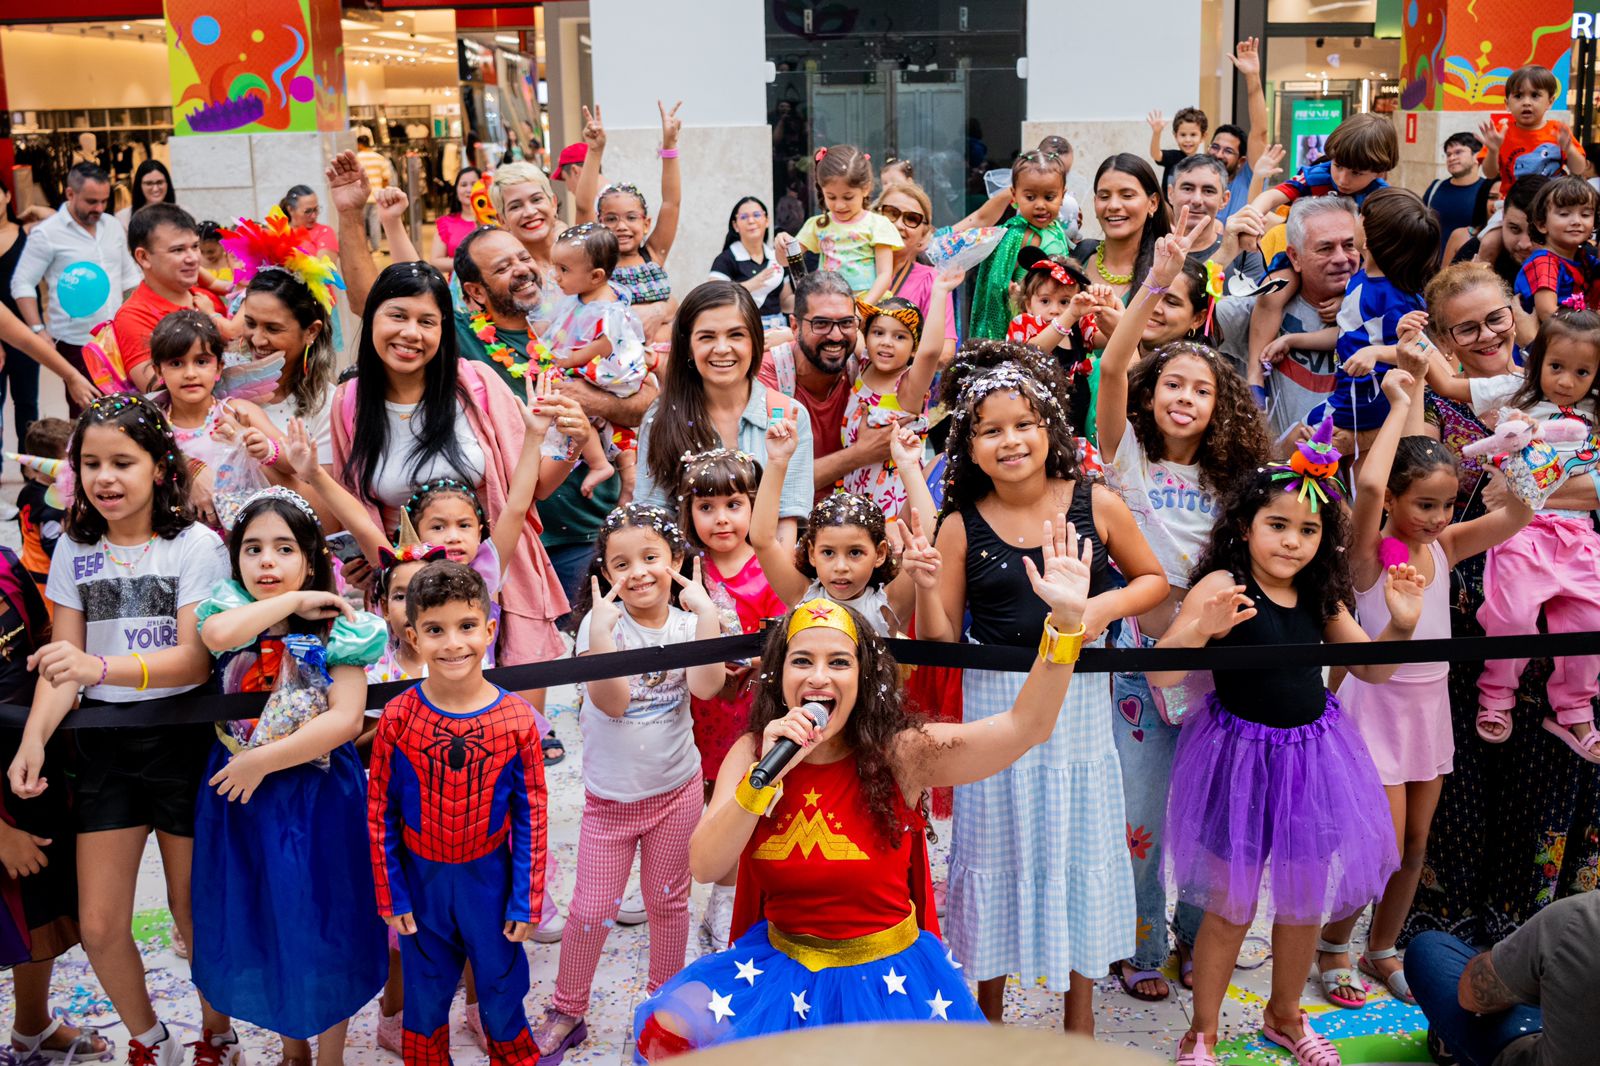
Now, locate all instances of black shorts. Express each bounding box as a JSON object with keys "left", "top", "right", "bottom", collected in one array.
[{"left": 67, "top": 718, "right": 215, "bottom": 837}]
